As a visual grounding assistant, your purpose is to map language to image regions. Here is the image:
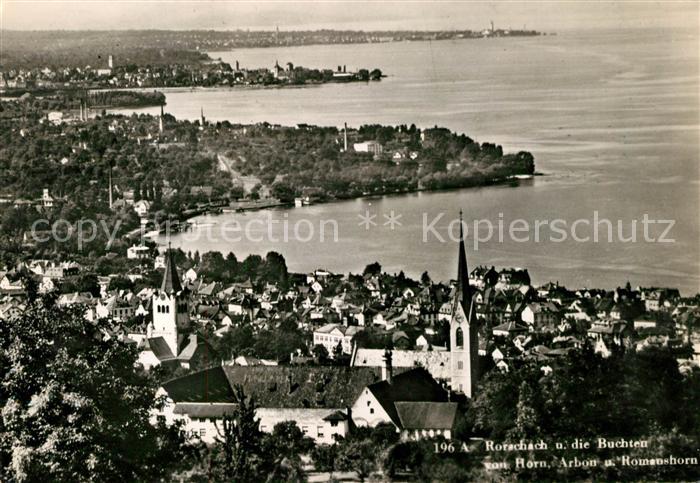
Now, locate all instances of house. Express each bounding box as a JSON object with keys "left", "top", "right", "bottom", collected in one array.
[
  {"left": 633, "top": 316, "right": 658, "bottom": 331},
  {"left": 39, "top": 188, "right": 54, "bottom": 208},
  {"left": 521, "top": 302, "right": 559, "bottom": 329},
  {"left": 492, "top": 321, "right": 529, "bottom": 338},
  {"left": 313, "top": 323, "right": 364, "bottom": 356},
  {"left": 351, "top": 360, "right": 450, "bottom": 436},
  {"left": 495, "top": 268, "right": 531, "bottom": 290},
  {"left": 155, "top": 365, "right": 379, "bottom": 444},
  {"left": 43, "top": 262, "right": 80, "bottom": 279},
  {"left": 127, "top": 245, "right": 150, "bottom": 260},
  {"left": 353, "top": 141, "right": 383, "bottom": 156},
  {"left": 95, "top": 295, "right": 138, "bottom": 321},
  {"left": 587, "top": 319, "right": 629, "bottom": 348},
  {"left": 133, "top": 200, "right": 151, "bottom": 217}
]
